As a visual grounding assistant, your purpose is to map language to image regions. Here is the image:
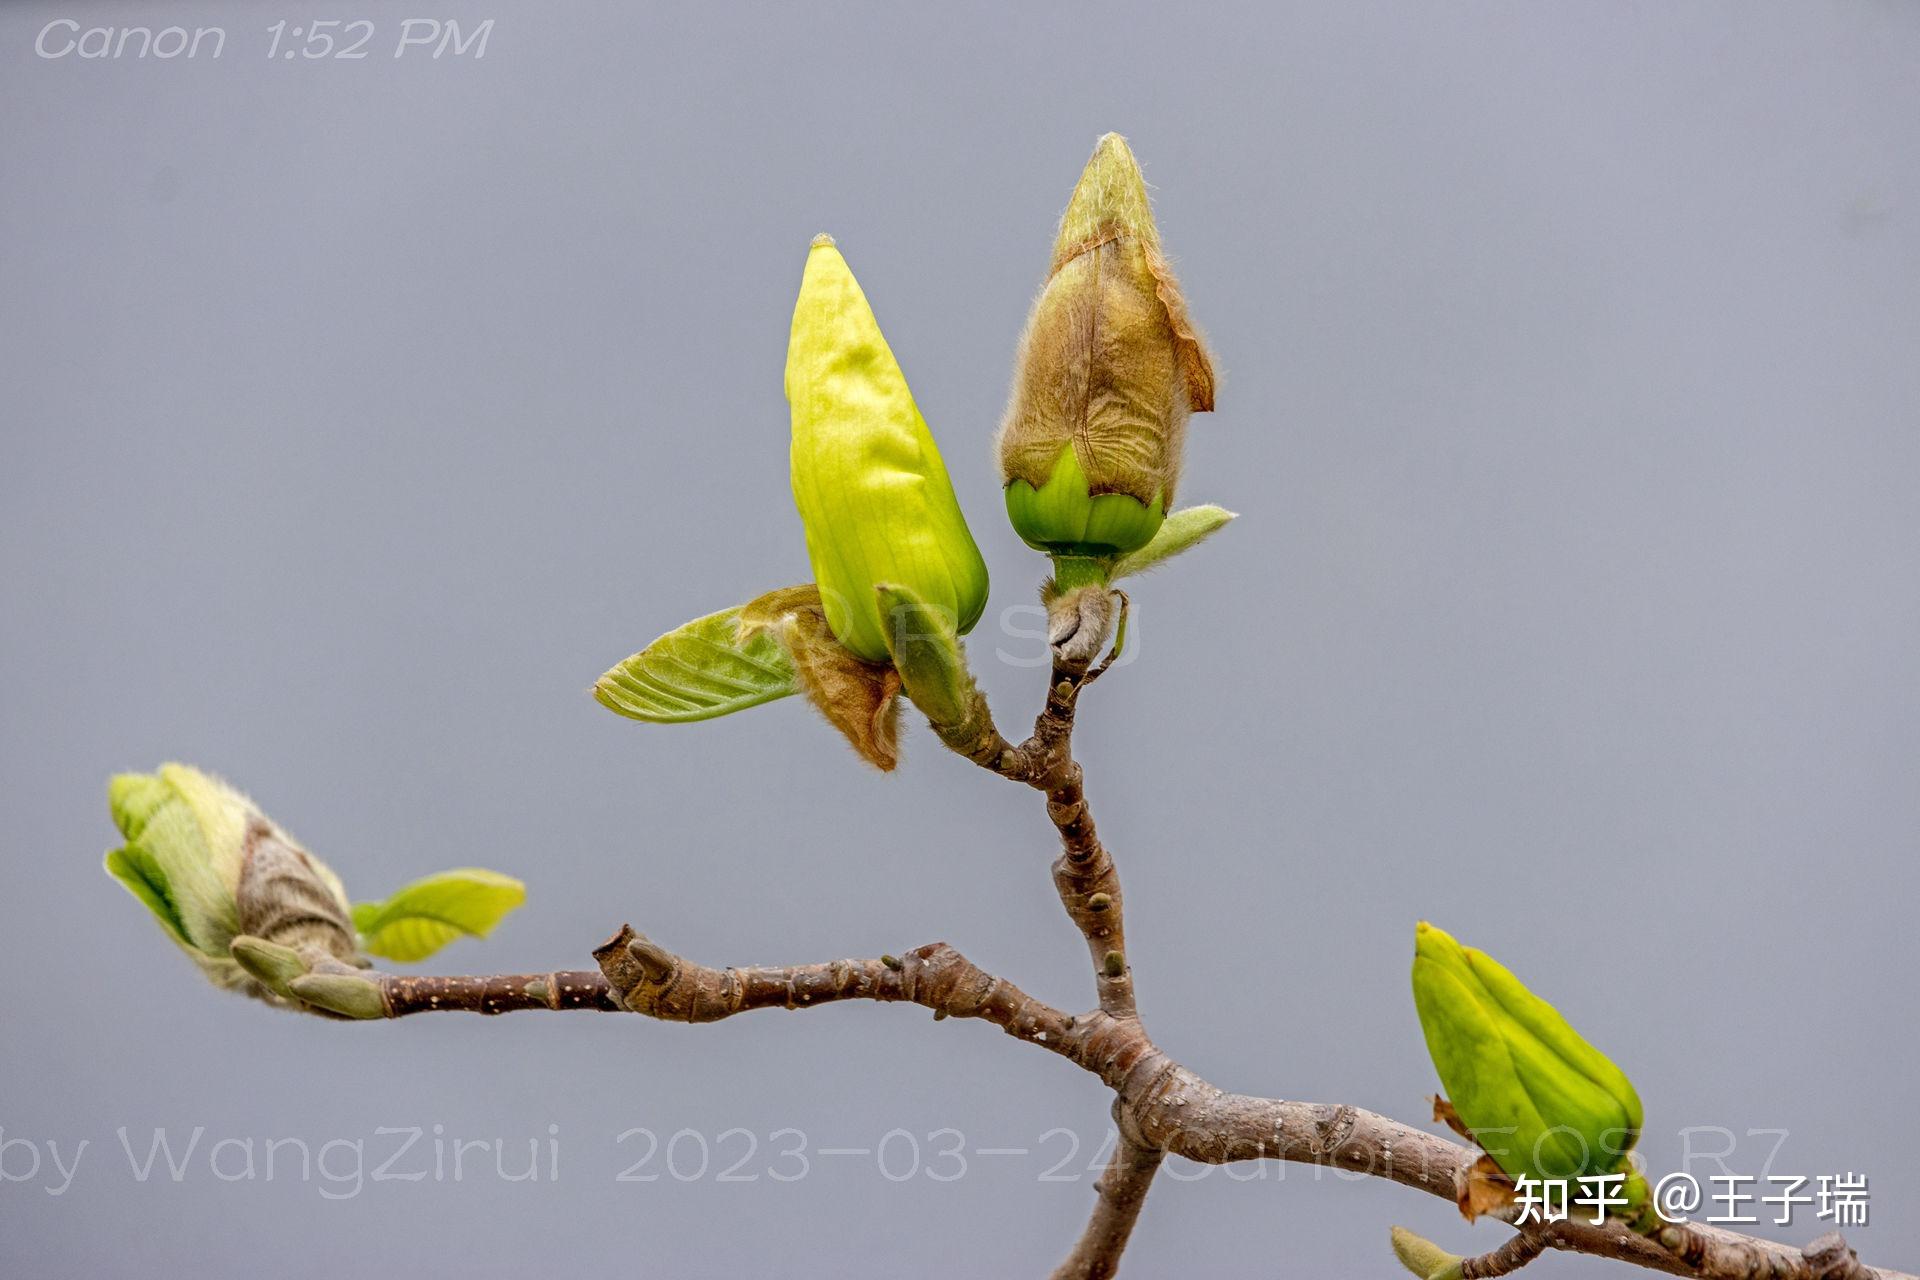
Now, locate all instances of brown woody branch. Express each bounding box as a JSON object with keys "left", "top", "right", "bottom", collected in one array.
[
  {"left": 571, "top": 924, "right": 1914, "bottom": 1280},
  {"left": 936, "top": 602, "right": 1139, "bottom": 1021},
  {"left": 365, "top": 931, "right": 1912, "bottom": 1280},
  {"left": 1049, "top": 1125, "right": 1163, "bottom": 1280},
  {"left": 332, "top": 598, "right": 1912, "bottom": 1280},
  {"left": 589, "top": 926, "right": 1080, "bottom": 1060},
  {"left": 919, "top": 595, "right": 1911, "bottom": 1280}
]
